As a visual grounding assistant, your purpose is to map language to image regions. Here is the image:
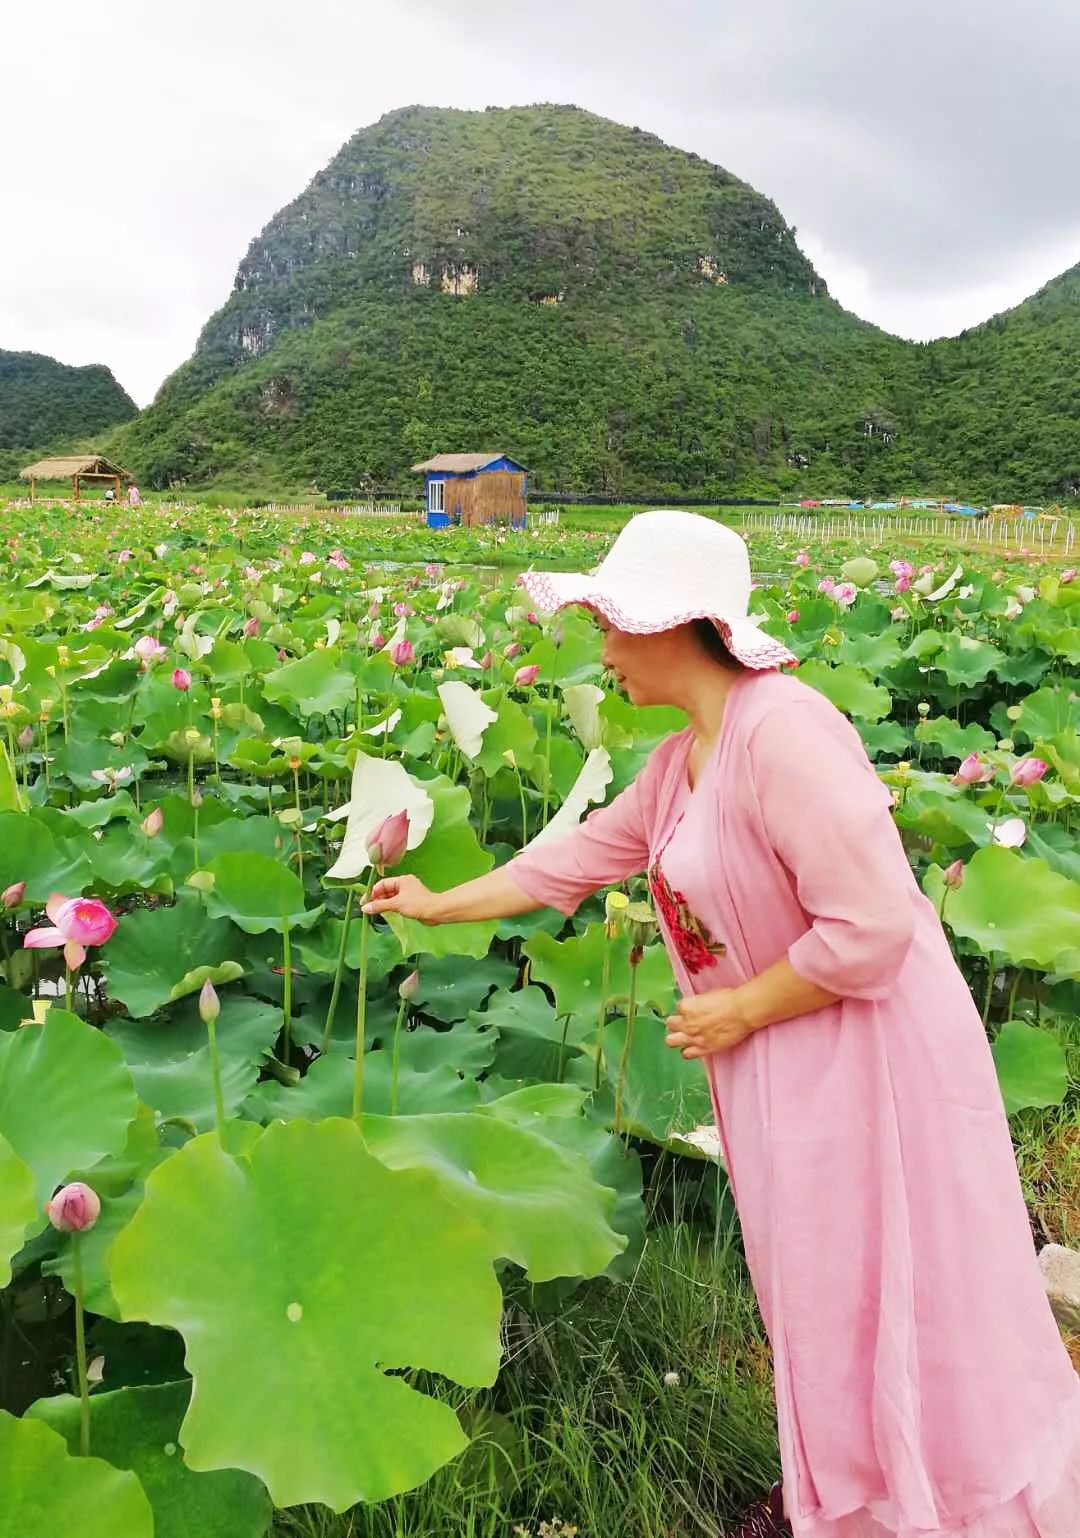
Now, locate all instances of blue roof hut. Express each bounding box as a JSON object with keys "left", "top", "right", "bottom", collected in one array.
[{"left": 411, "top": 453, "right": 528, "bottom": 528}]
